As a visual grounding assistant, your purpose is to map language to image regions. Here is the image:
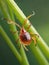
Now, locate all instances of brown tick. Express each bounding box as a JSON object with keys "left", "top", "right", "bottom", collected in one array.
[{"left": 4, "top": 11, "right": 39, "bottom": 51}]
